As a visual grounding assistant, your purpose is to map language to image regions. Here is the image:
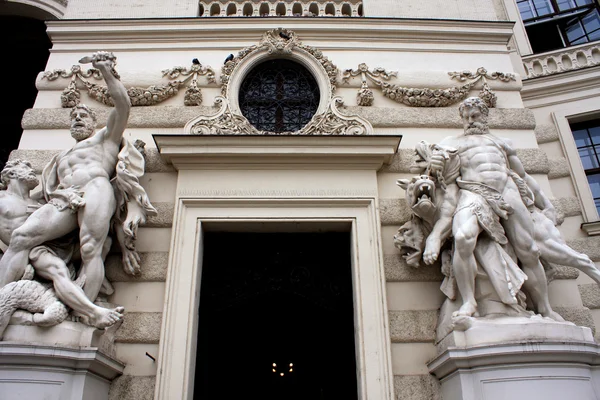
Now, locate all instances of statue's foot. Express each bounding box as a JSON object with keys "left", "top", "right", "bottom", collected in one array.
[
  {"left": 452, "top": 302, "right": 478, "bottom": 318},
  {"left": 88, "top": 306, "right": 124, "bottom": 329},
  {"left": 541, "top": 310, "right": 565, "bottom": 322},
  {"left": 9, "top": 310, "right": 34, "bottom": 325}
]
